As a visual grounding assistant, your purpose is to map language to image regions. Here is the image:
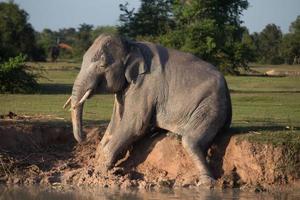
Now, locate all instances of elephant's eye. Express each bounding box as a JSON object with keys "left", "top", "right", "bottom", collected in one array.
[
  {"left": 99, "top": 54, "right": 107, "bottom": 68},
  {"left": 91, "top": 50, "right": 102, "bottom": 62},
  {"left": 93, "top": 51, "right": 109, "bottom": 68}
]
